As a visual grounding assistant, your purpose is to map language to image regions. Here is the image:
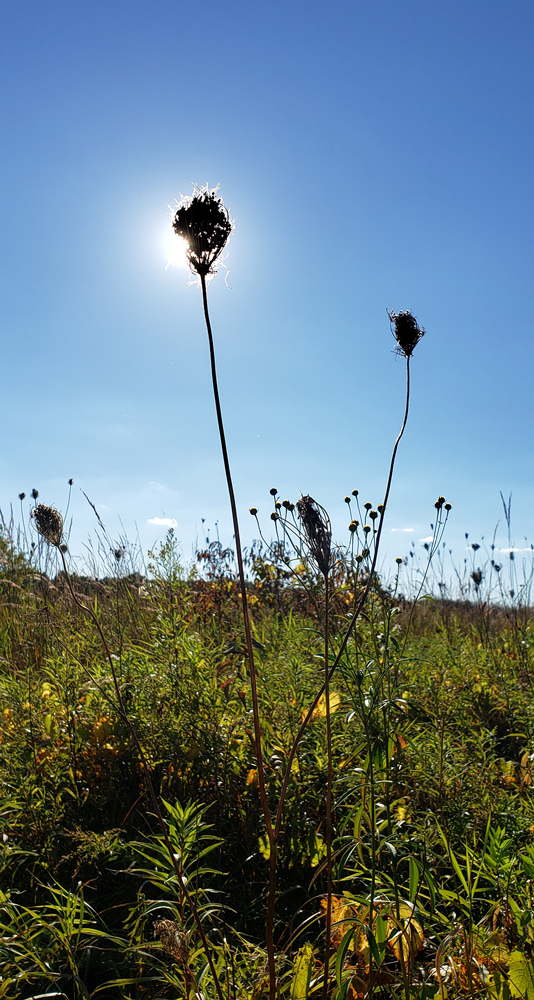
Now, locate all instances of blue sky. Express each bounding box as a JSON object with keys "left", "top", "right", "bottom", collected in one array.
[{"left": 1, "top": 0, "right": 534, "bottom": 583}]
